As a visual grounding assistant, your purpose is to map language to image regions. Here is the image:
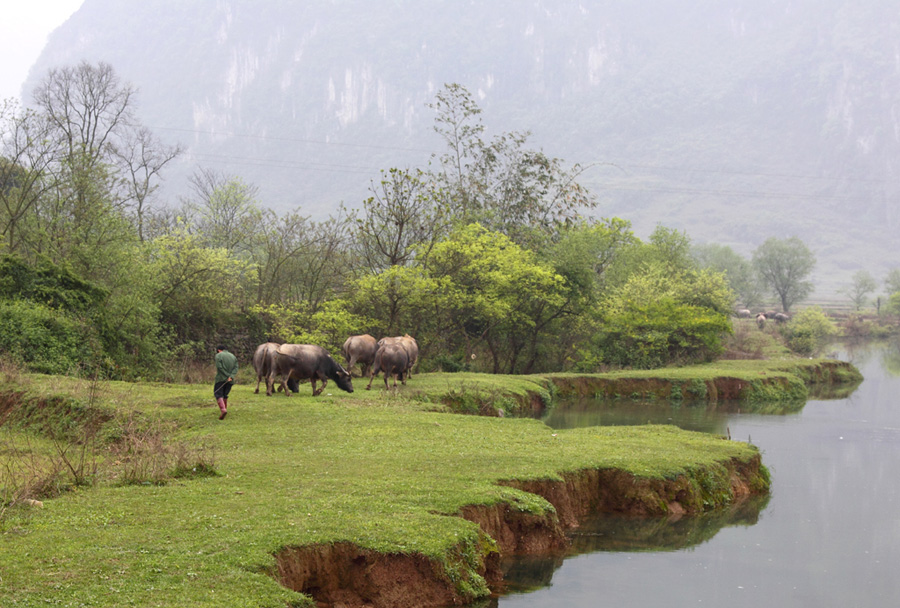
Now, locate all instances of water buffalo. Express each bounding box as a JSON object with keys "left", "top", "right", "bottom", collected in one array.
[
  {"left": 366, "top": 343, "right": 410, "bottom": 390},
  {"left": 341, "top": 334, "right": 378, "bottom": 377},
  {"left": 736, "top": 309, "right": 752, "bottom": 319},
  {"left": 756, "top": 313, "right": 766, "bottom": 330},
  {"left": 376, "top": 334, "right": 419, "bottom": 379},
  {"left": 253, "top": 342, "right": 299, "bottom": 395},
  {"left": 252, "top": 342, "right": 280, "bottom": 394},
  {"left": 774, "top": 312, "right": 790, "bottom": 324},
  {"left": 271, "top": 344, "right": 354, "bottom": 396}
]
